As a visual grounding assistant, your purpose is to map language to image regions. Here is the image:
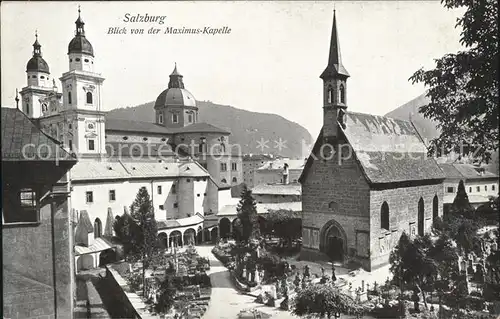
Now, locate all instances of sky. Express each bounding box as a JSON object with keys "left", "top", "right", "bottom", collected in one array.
[{"left": 1, "top": 1, "right": 465, "bottom": 138}]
